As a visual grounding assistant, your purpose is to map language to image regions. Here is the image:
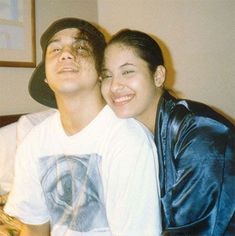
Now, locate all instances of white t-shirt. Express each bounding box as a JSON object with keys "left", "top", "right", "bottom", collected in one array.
[{"left": 5, "top": 105, "right": 161, "bottom": 236}]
